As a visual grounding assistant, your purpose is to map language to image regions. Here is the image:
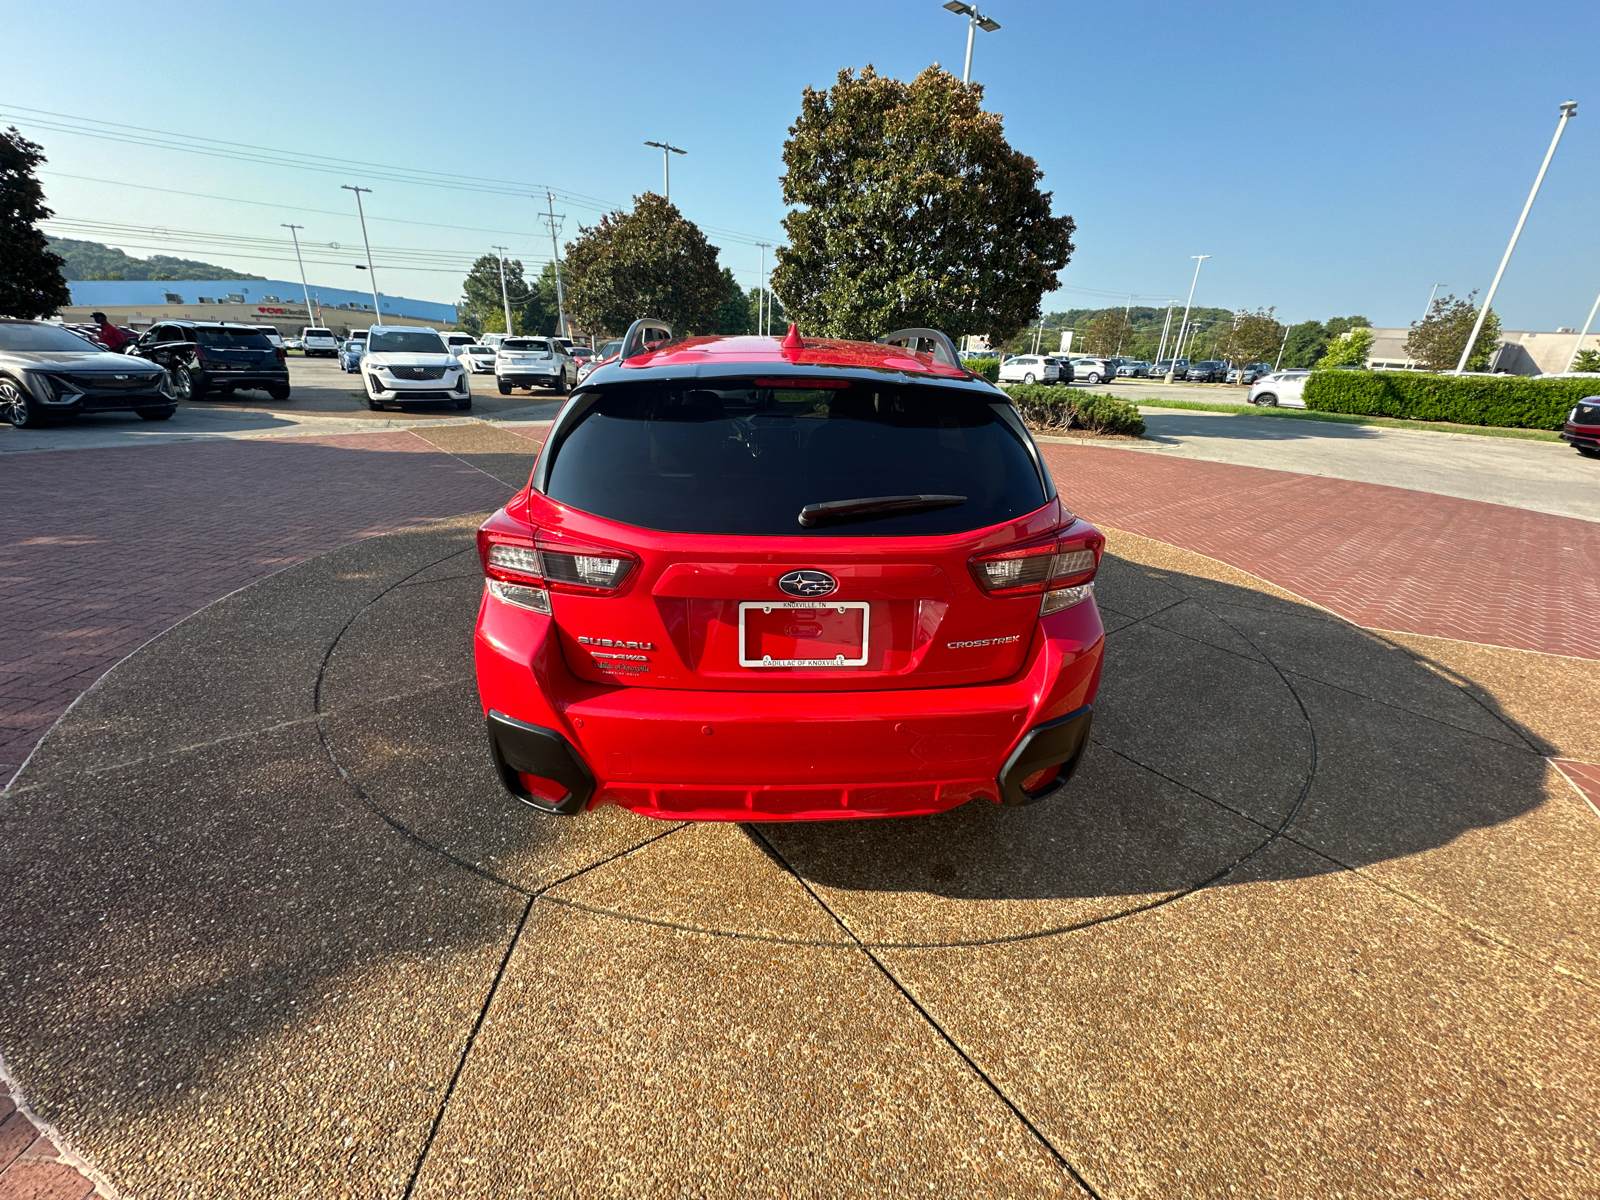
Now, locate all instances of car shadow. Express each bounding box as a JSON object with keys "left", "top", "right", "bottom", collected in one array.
[{"left": 1134, "top": 409, "right": 1388, "bottom": 448}]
